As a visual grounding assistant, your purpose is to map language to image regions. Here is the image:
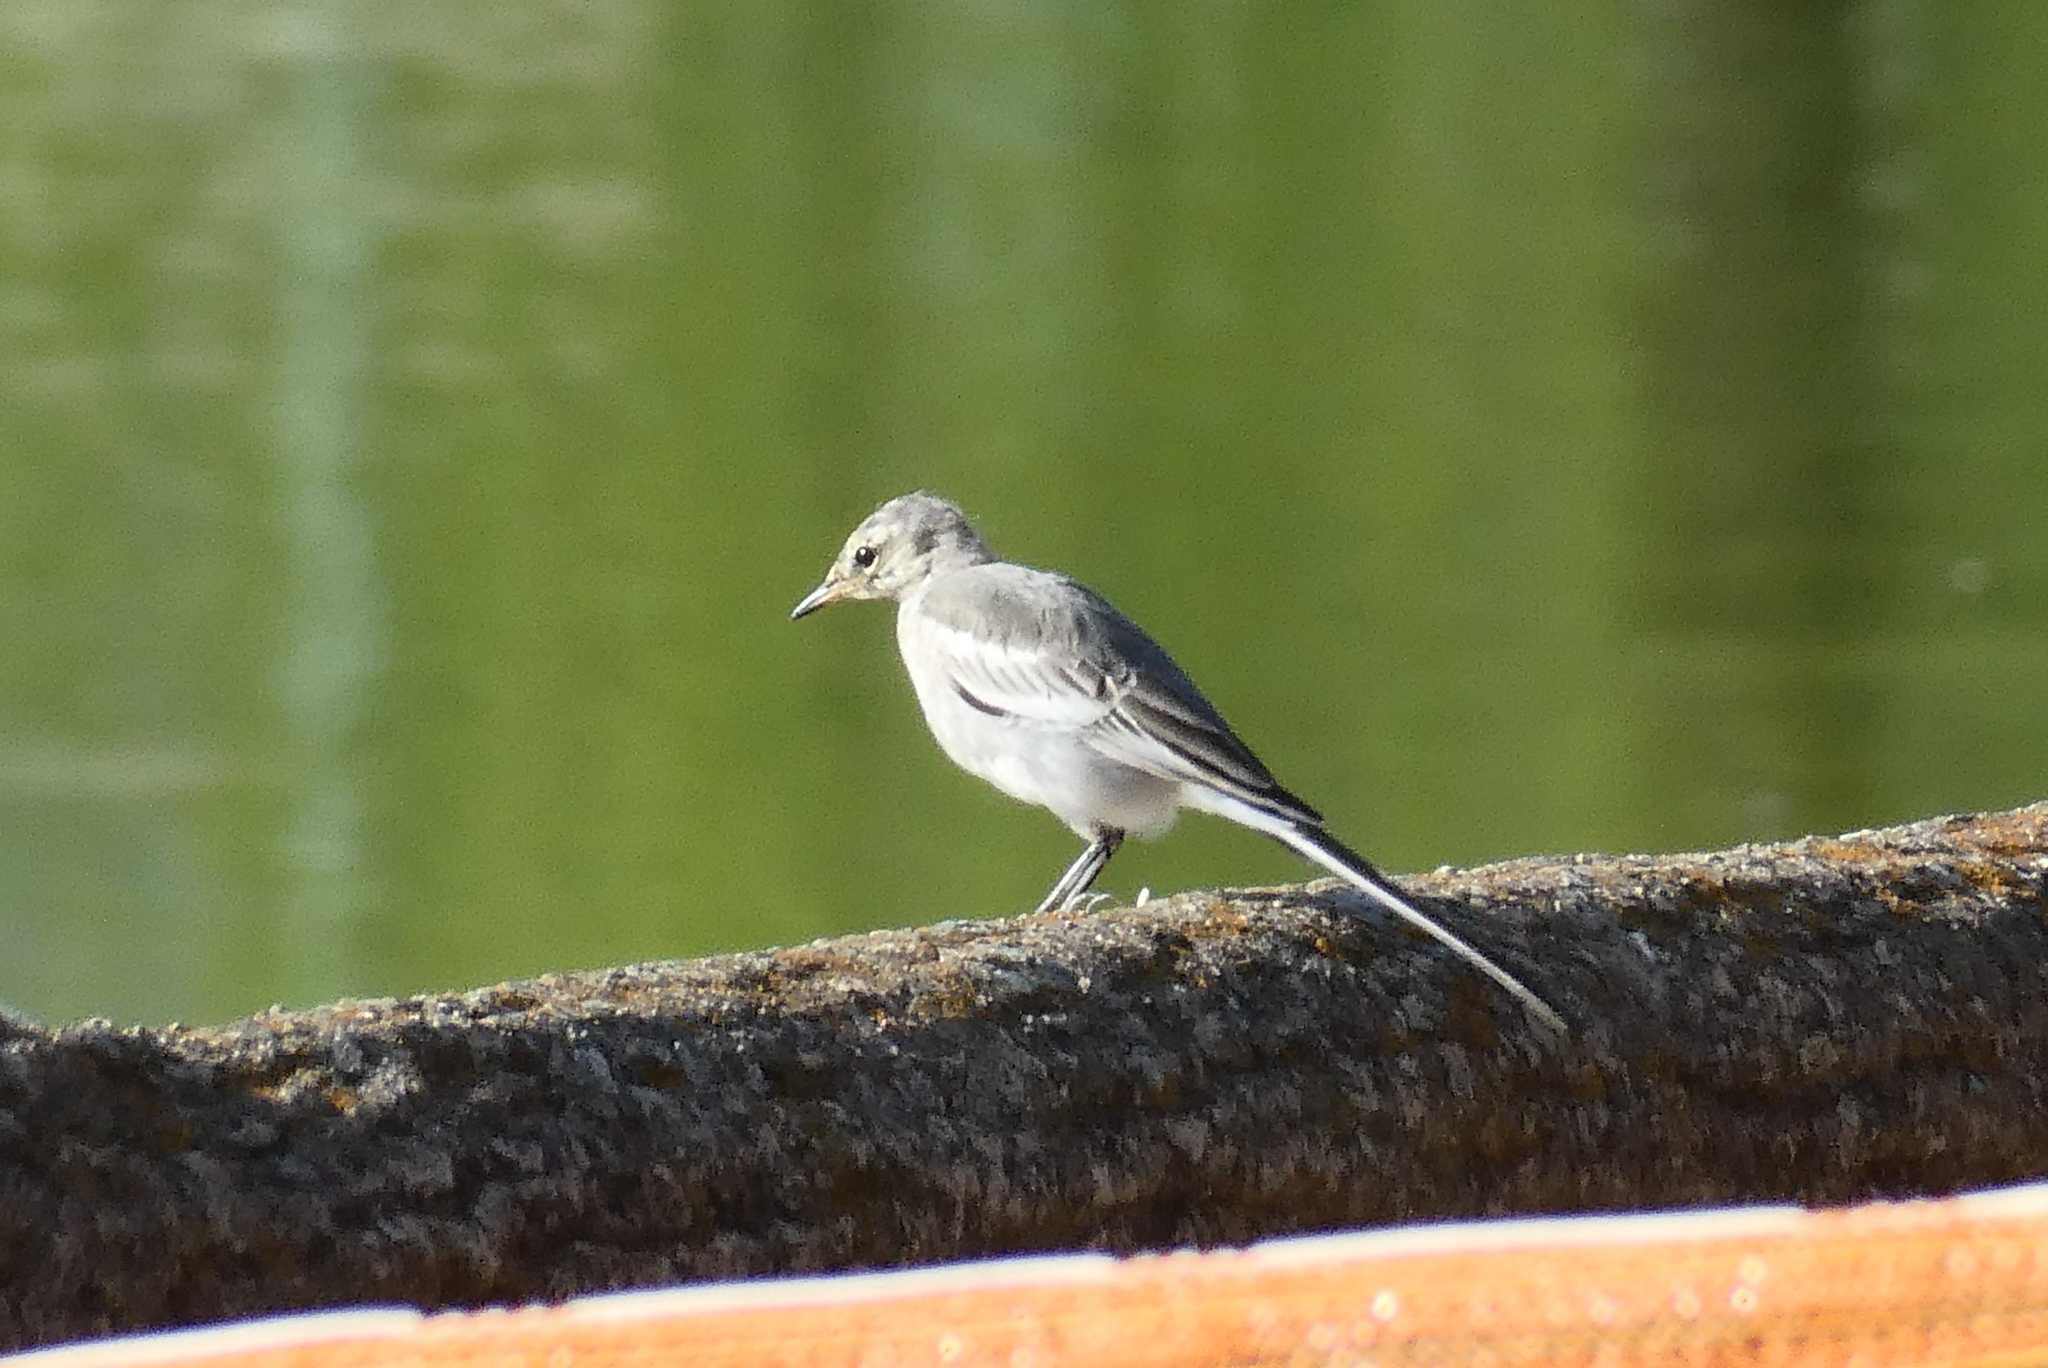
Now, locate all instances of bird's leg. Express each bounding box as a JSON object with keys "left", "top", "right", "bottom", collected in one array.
[{"left": 1033, "top": 829, "right": 1125, "bottom": 913}]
